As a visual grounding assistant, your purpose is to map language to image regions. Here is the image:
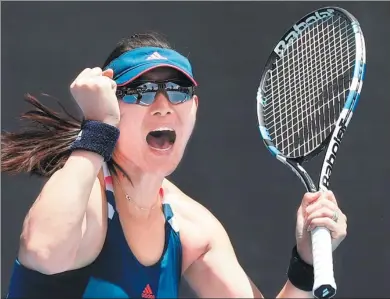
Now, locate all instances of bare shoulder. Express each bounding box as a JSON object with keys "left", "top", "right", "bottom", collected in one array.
[
  {"left": 162, "top": 179, "right": 222, "bottom": 229},
  {"left": 162, "top": 179, "right": 226, "bottom": 272}
]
